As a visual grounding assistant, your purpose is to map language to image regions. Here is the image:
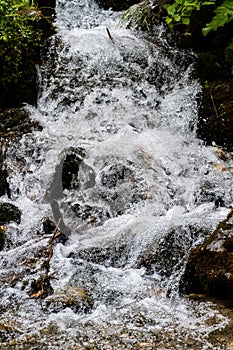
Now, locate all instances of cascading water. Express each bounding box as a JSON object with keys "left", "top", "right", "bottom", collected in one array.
[{"left": 1, "top": 0, "right": 233, "bottom": 348}]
